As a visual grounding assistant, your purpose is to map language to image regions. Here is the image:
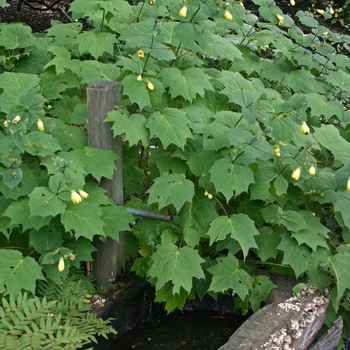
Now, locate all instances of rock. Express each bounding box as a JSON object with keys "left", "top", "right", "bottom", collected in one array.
[{"left": 218, "top": 283, "right": 333, "bottom": 350}]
